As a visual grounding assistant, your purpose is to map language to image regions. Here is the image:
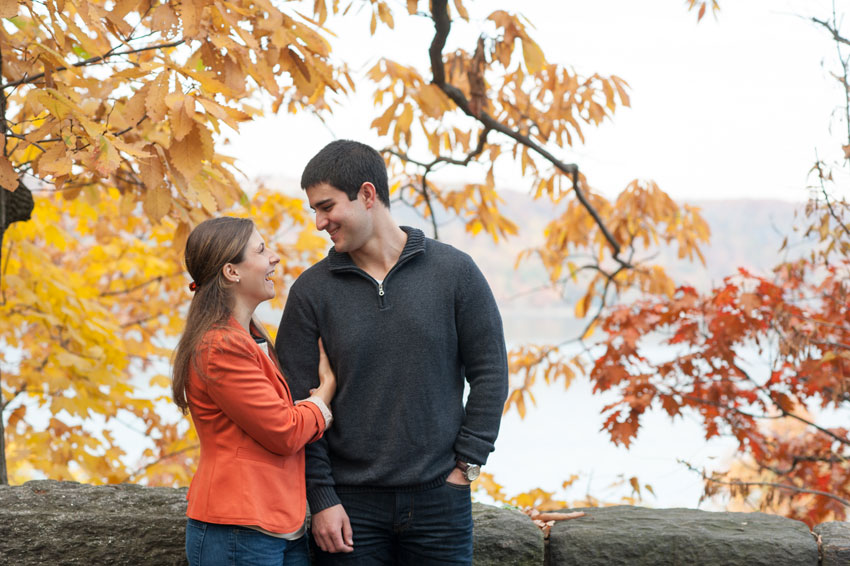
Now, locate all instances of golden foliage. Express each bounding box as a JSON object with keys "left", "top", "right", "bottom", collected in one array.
[{"left": 0, "top": 0, "right": 348, "bottom": 483}]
